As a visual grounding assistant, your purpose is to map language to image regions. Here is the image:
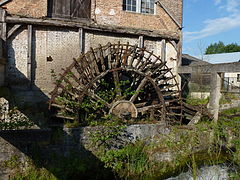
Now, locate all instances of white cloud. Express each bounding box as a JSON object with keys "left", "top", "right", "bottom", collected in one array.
[
  {"left": 184, "top": 0, "right": 240, "bottom": 42},
  {"left": 184, "top": 14, "right": 240, "bottom": 42},
  {"left": 226, "top": 0, "right": 240, "bottom": 13},
  {"left": 214, "top": 0, "right": 222, "bottom": 5}
]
